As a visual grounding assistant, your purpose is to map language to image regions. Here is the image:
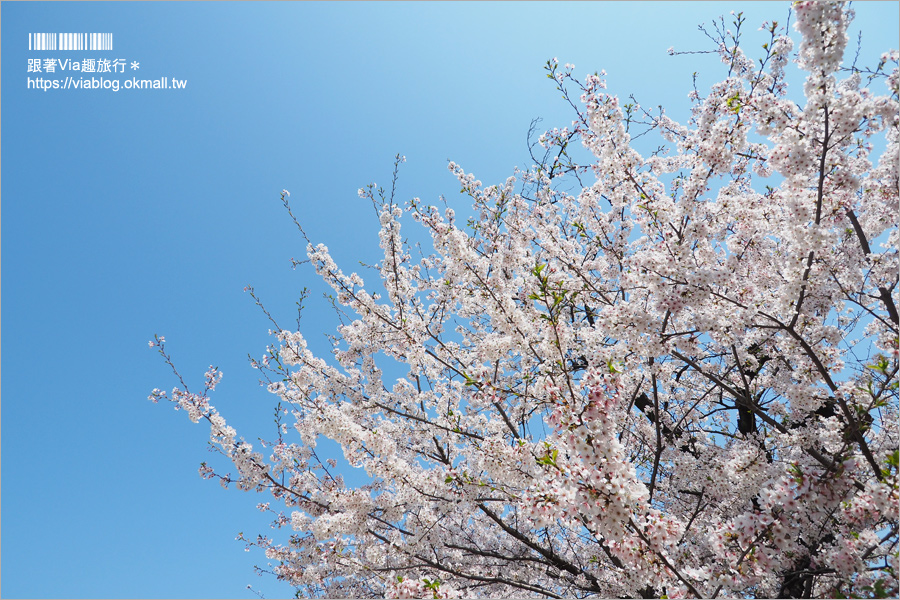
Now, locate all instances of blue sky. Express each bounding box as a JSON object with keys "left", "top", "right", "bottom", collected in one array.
[{"left": 2, "top": 2, "right": 897, "bottom": 598}]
